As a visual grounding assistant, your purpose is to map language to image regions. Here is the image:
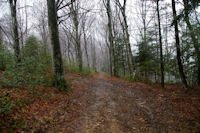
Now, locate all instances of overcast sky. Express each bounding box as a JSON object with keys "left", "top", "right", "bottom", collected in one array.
[{"left": 0, "top": 0, "right": 199, "bottom": 54}]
